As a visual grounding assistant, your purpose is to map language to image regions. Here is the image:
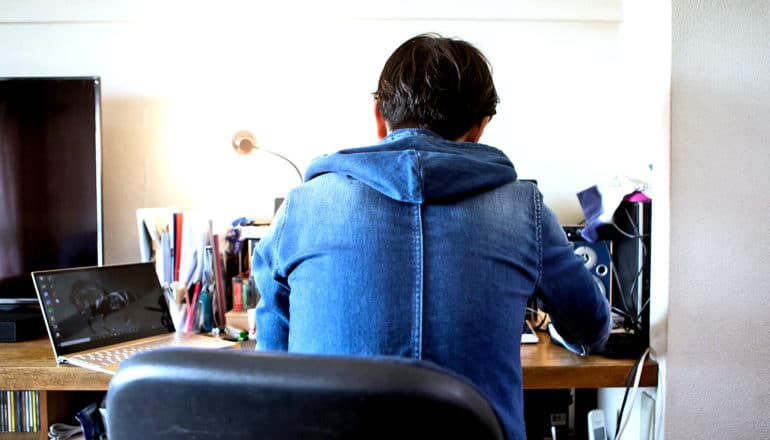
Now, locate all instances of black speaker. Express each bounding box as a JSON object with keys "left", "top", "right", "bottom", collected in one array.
[
  {"left": 598, "top": 200, "right": 652, "bottom": 358},
  {"left": 563, "top": 226, "right": 613, "bottom": 303}
]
